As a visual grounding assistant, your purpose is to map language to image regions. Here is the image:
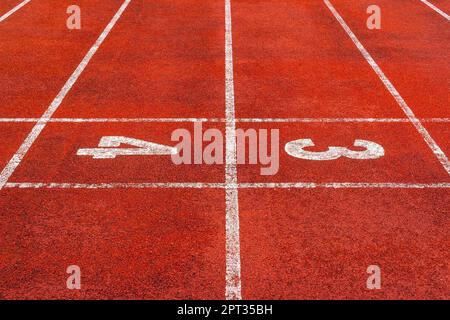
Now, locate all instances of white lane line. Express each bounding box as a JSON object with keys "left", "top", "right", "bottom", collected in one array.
[
  {"left": 420, "top": 0, "right": 450, "bottom": 20},
  {"left": 324, "top": 0, "right": 450, "bottom": 175},
  {"left": 0, "top": 118, "right": 222, "bottom": 123},
  {"left": 5, "top": 182, "right": 450, "bottom": 189},
  {"left": 0, "top": 118, "right": 40, "bottom": 122},
  {"left": 5, "top": 182, "right": 224, "bottom": 189},
  {"left": 49, "top": 118, "right": 223, "bottom": 123},
  {"left": 239, "top": 182, "right": 450, "bottom": 189},
  {"left": 0, "top": 0, "right": 31, "bottom": 23},
  {"left": 1, "top": 117, "right": 450, "bottom": 123},
  {"left": 237, "top": 117, "right": 450, "bottom": 123},
  {"left": 224, "top": 0, "right": 242, "bottom": 300},
  {"left": 0, "top": 0, "right": 132, "bottom": 190}
]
